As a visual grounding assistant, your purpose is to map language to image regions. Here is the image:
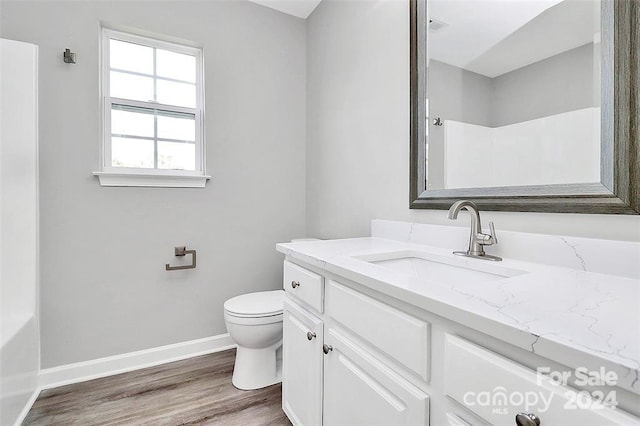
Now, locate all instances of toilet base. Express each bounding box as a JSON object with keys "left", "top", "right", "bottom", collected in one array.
[{"left": 232, "top": 341, "right": 282, "bottom": 390}]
